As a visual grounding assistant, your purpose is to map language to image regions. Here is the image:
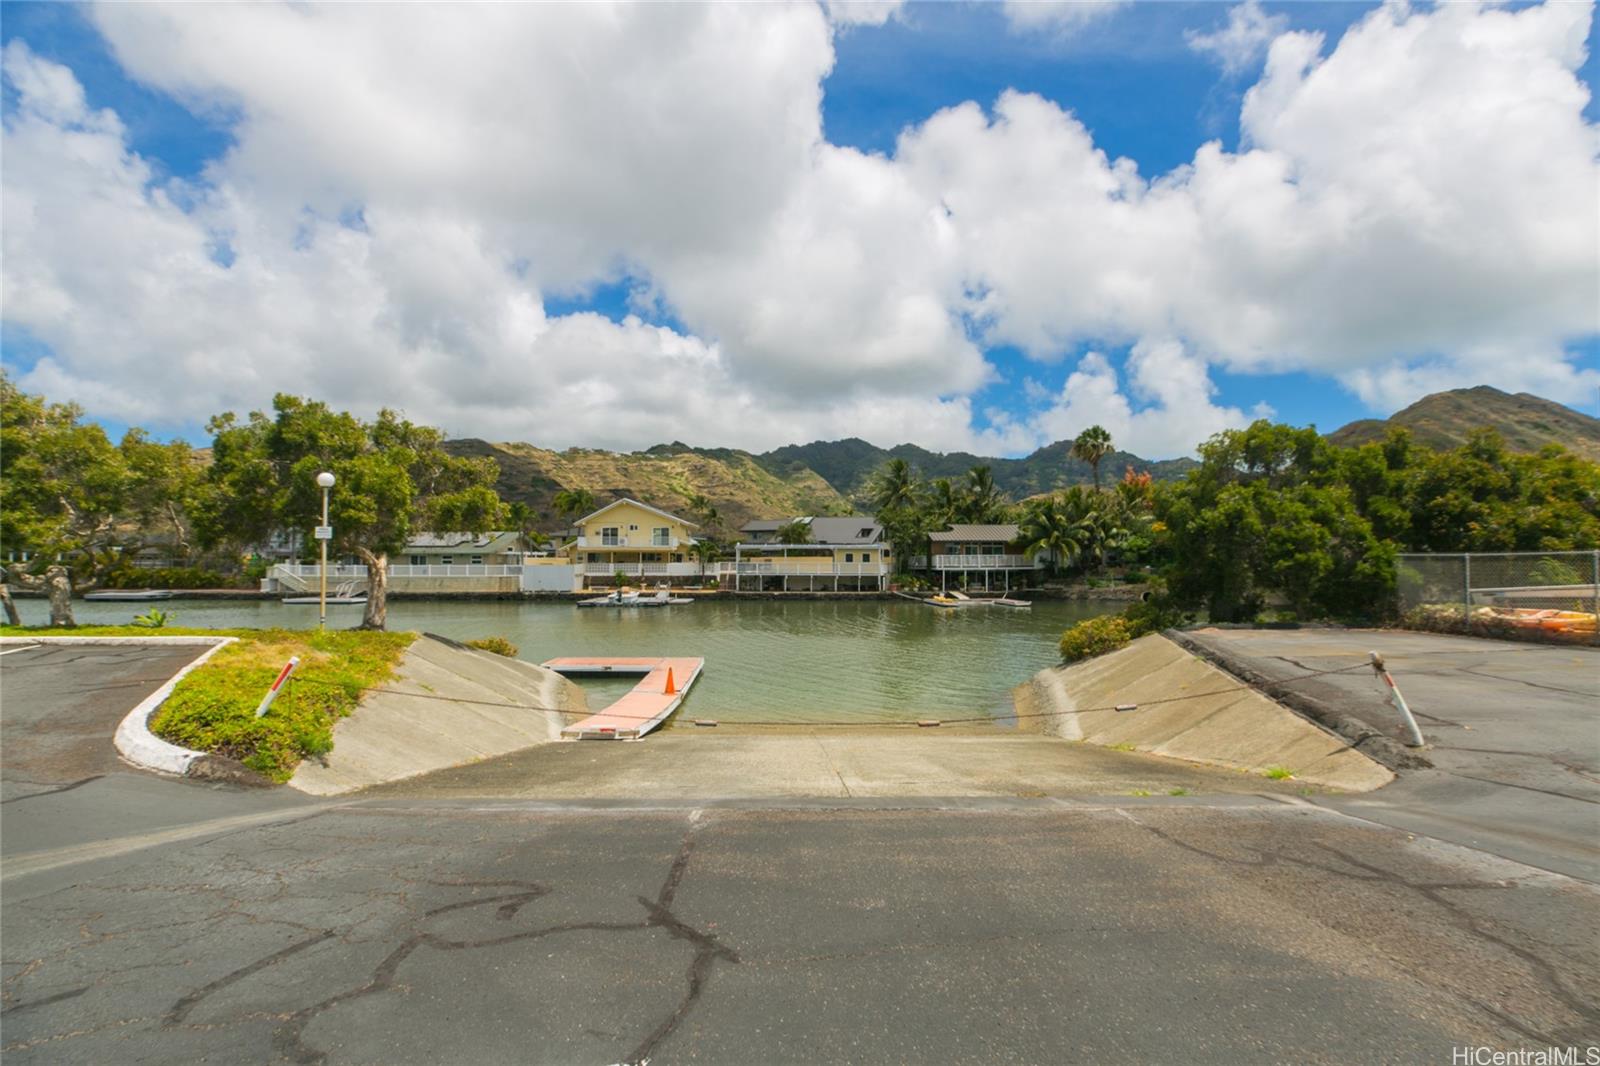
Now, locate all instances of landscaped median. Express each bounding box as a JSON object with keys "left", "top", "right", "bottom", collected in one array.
[{"left": 0, "top": 625, "right": 414, "bottom": 781}]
